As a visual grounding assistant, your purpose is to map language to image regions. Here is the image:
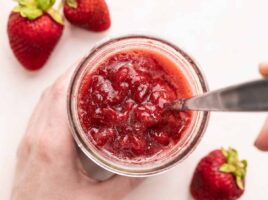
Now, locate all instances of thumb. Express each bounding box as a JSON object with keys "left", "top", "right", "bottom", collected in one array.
[{"left": 255, "top": 117, "right": 268, "bottom": 151}]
